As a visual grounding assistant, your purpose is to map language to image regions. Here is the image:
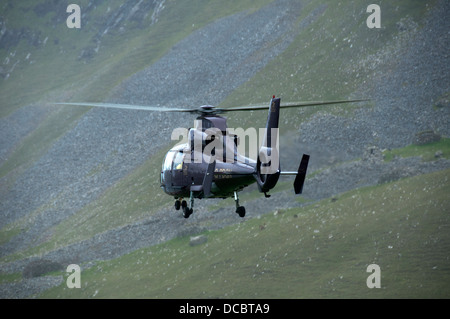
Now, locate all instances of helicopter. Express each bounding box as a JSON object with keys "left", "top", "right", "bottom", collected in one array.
[{"left": 56, "top": 96, "right": 367, "bottom": 218}]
